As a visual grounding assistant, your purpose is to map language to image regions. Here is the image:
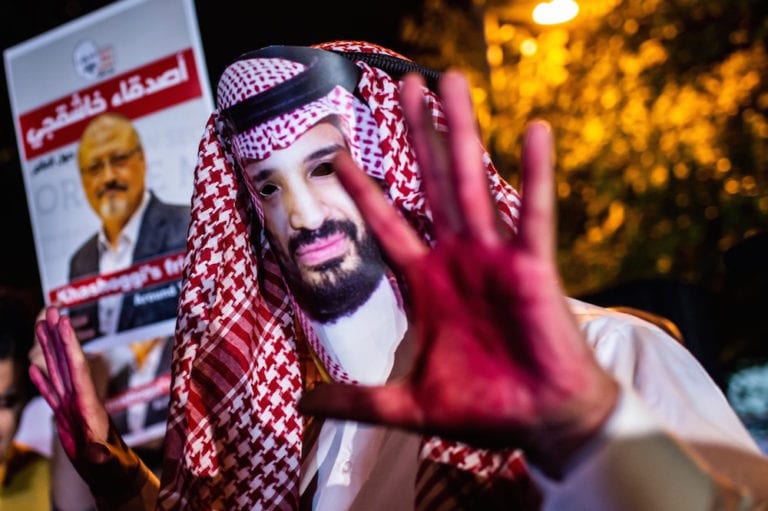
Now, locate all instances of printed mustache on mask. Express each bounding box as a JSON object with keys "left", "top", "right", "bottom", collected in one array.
[
  {"left": 97, "top": 180, "right": 129, "bottom": 198},
  {"left": 288, "top": 219, "right": 358, "bottom": 266}
]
